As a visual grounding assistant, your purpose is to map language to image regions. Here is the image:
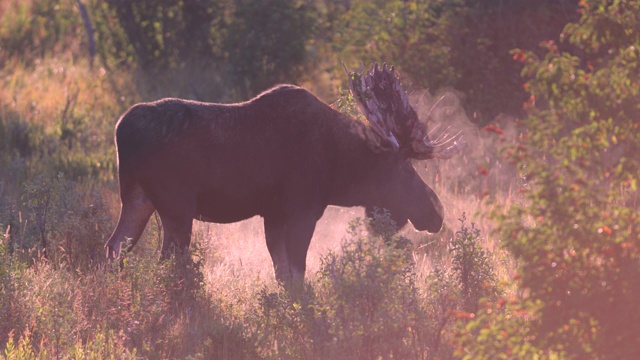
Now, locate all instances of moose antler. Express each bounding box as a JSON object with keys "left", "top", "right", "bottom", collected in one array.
[{"left": 346, "top": 63, "right": 465, "bottom": 160}]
